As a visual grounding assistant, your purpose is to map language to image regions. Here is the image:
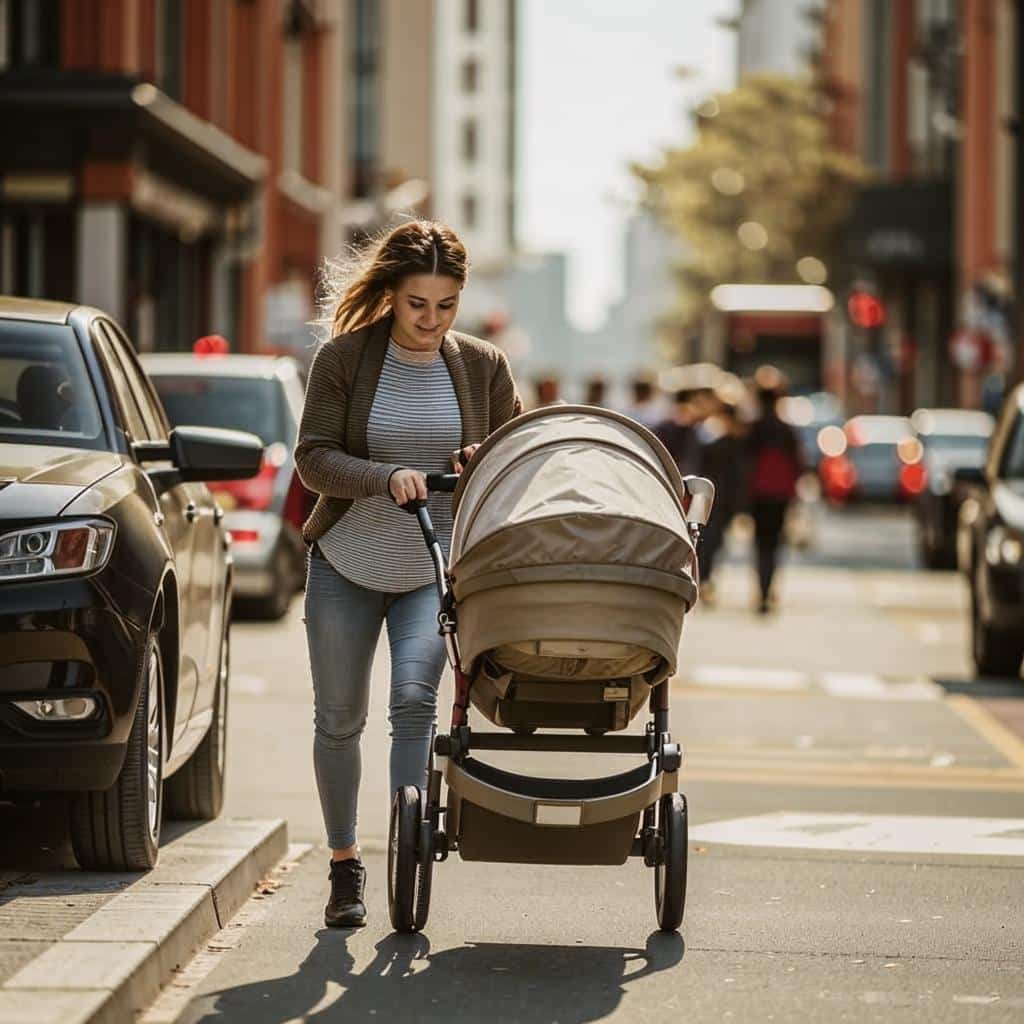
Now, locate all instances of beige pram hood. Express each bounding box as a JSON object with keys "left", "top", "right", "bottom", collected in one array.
[{"left": 449, "top": 405, "right": 697, "bottom": 700}]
